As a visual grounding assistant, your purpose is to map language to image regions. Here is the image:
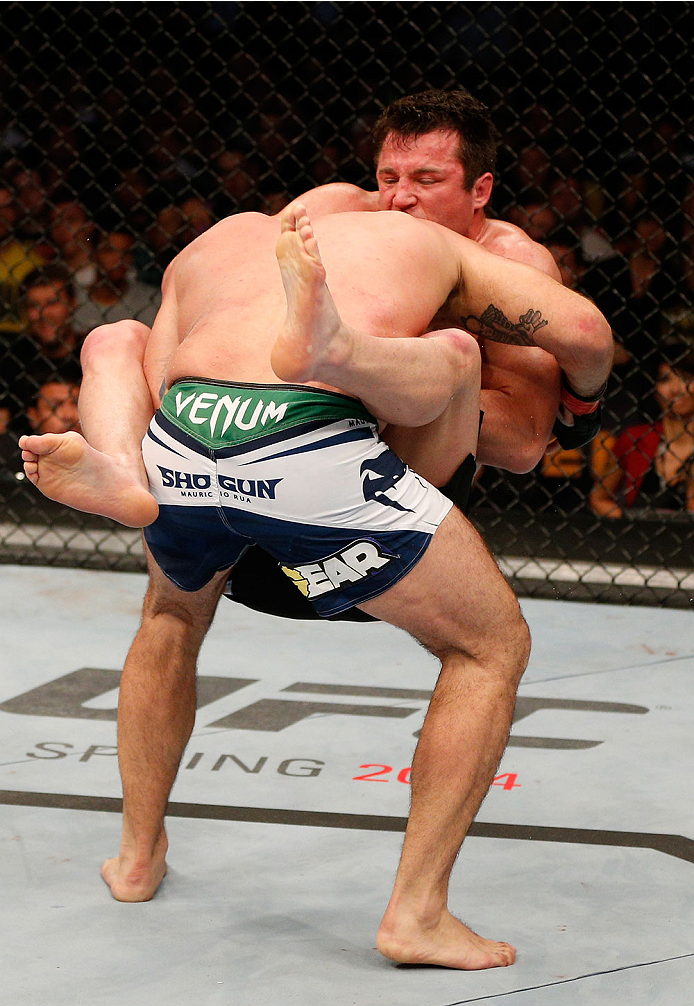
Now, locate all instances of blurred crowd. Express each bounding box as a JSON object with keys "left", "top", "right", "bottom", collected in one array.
[
  {"left": 480, "top": 112, "right": 694, "bottom": 521},
  {"left": 1, "top": 90, "right": 693, "bottom": 519}
]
